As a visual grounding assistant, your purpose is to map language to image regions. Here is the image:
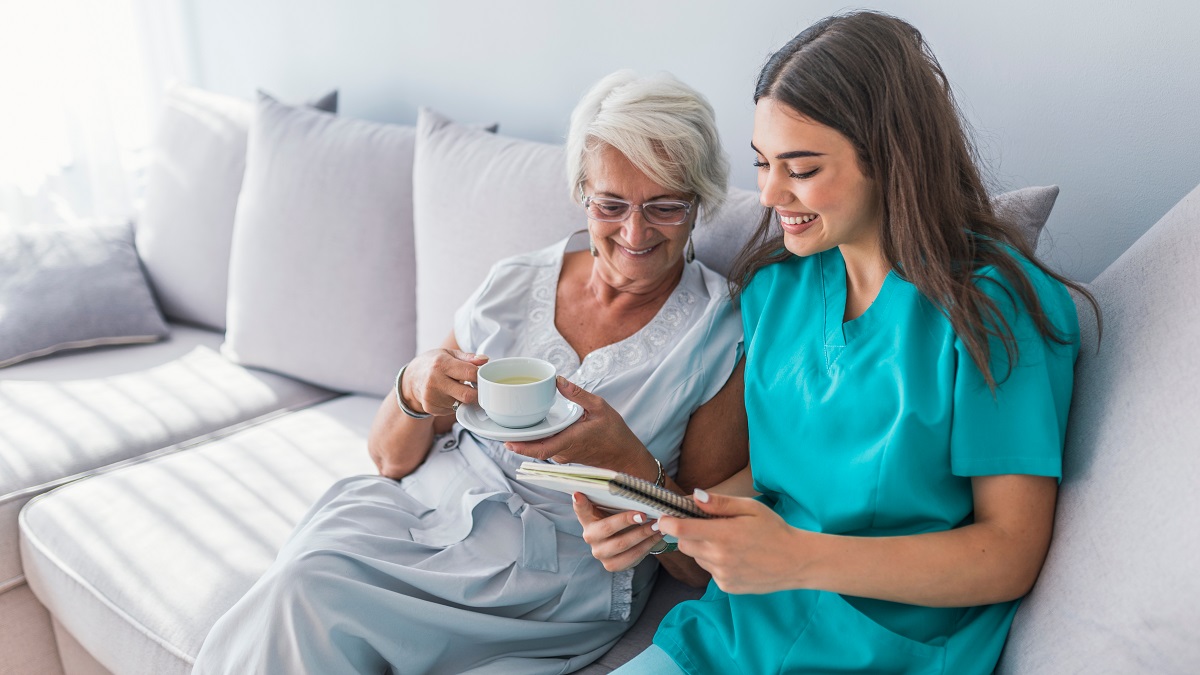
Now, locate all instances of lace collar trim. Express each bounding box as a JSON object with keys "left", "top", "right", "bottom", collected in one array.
[{"left": 516, "top": 236, "right": 700, "bottom": 382}]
